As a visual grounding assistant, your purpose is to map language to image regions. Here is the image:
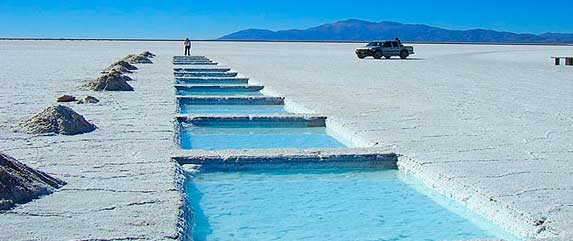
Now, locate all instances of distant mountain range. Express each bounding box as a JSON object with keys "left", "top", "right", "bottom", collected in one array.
[{"left": 219, "top": 19, "right": 573, "bottom": 44}]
